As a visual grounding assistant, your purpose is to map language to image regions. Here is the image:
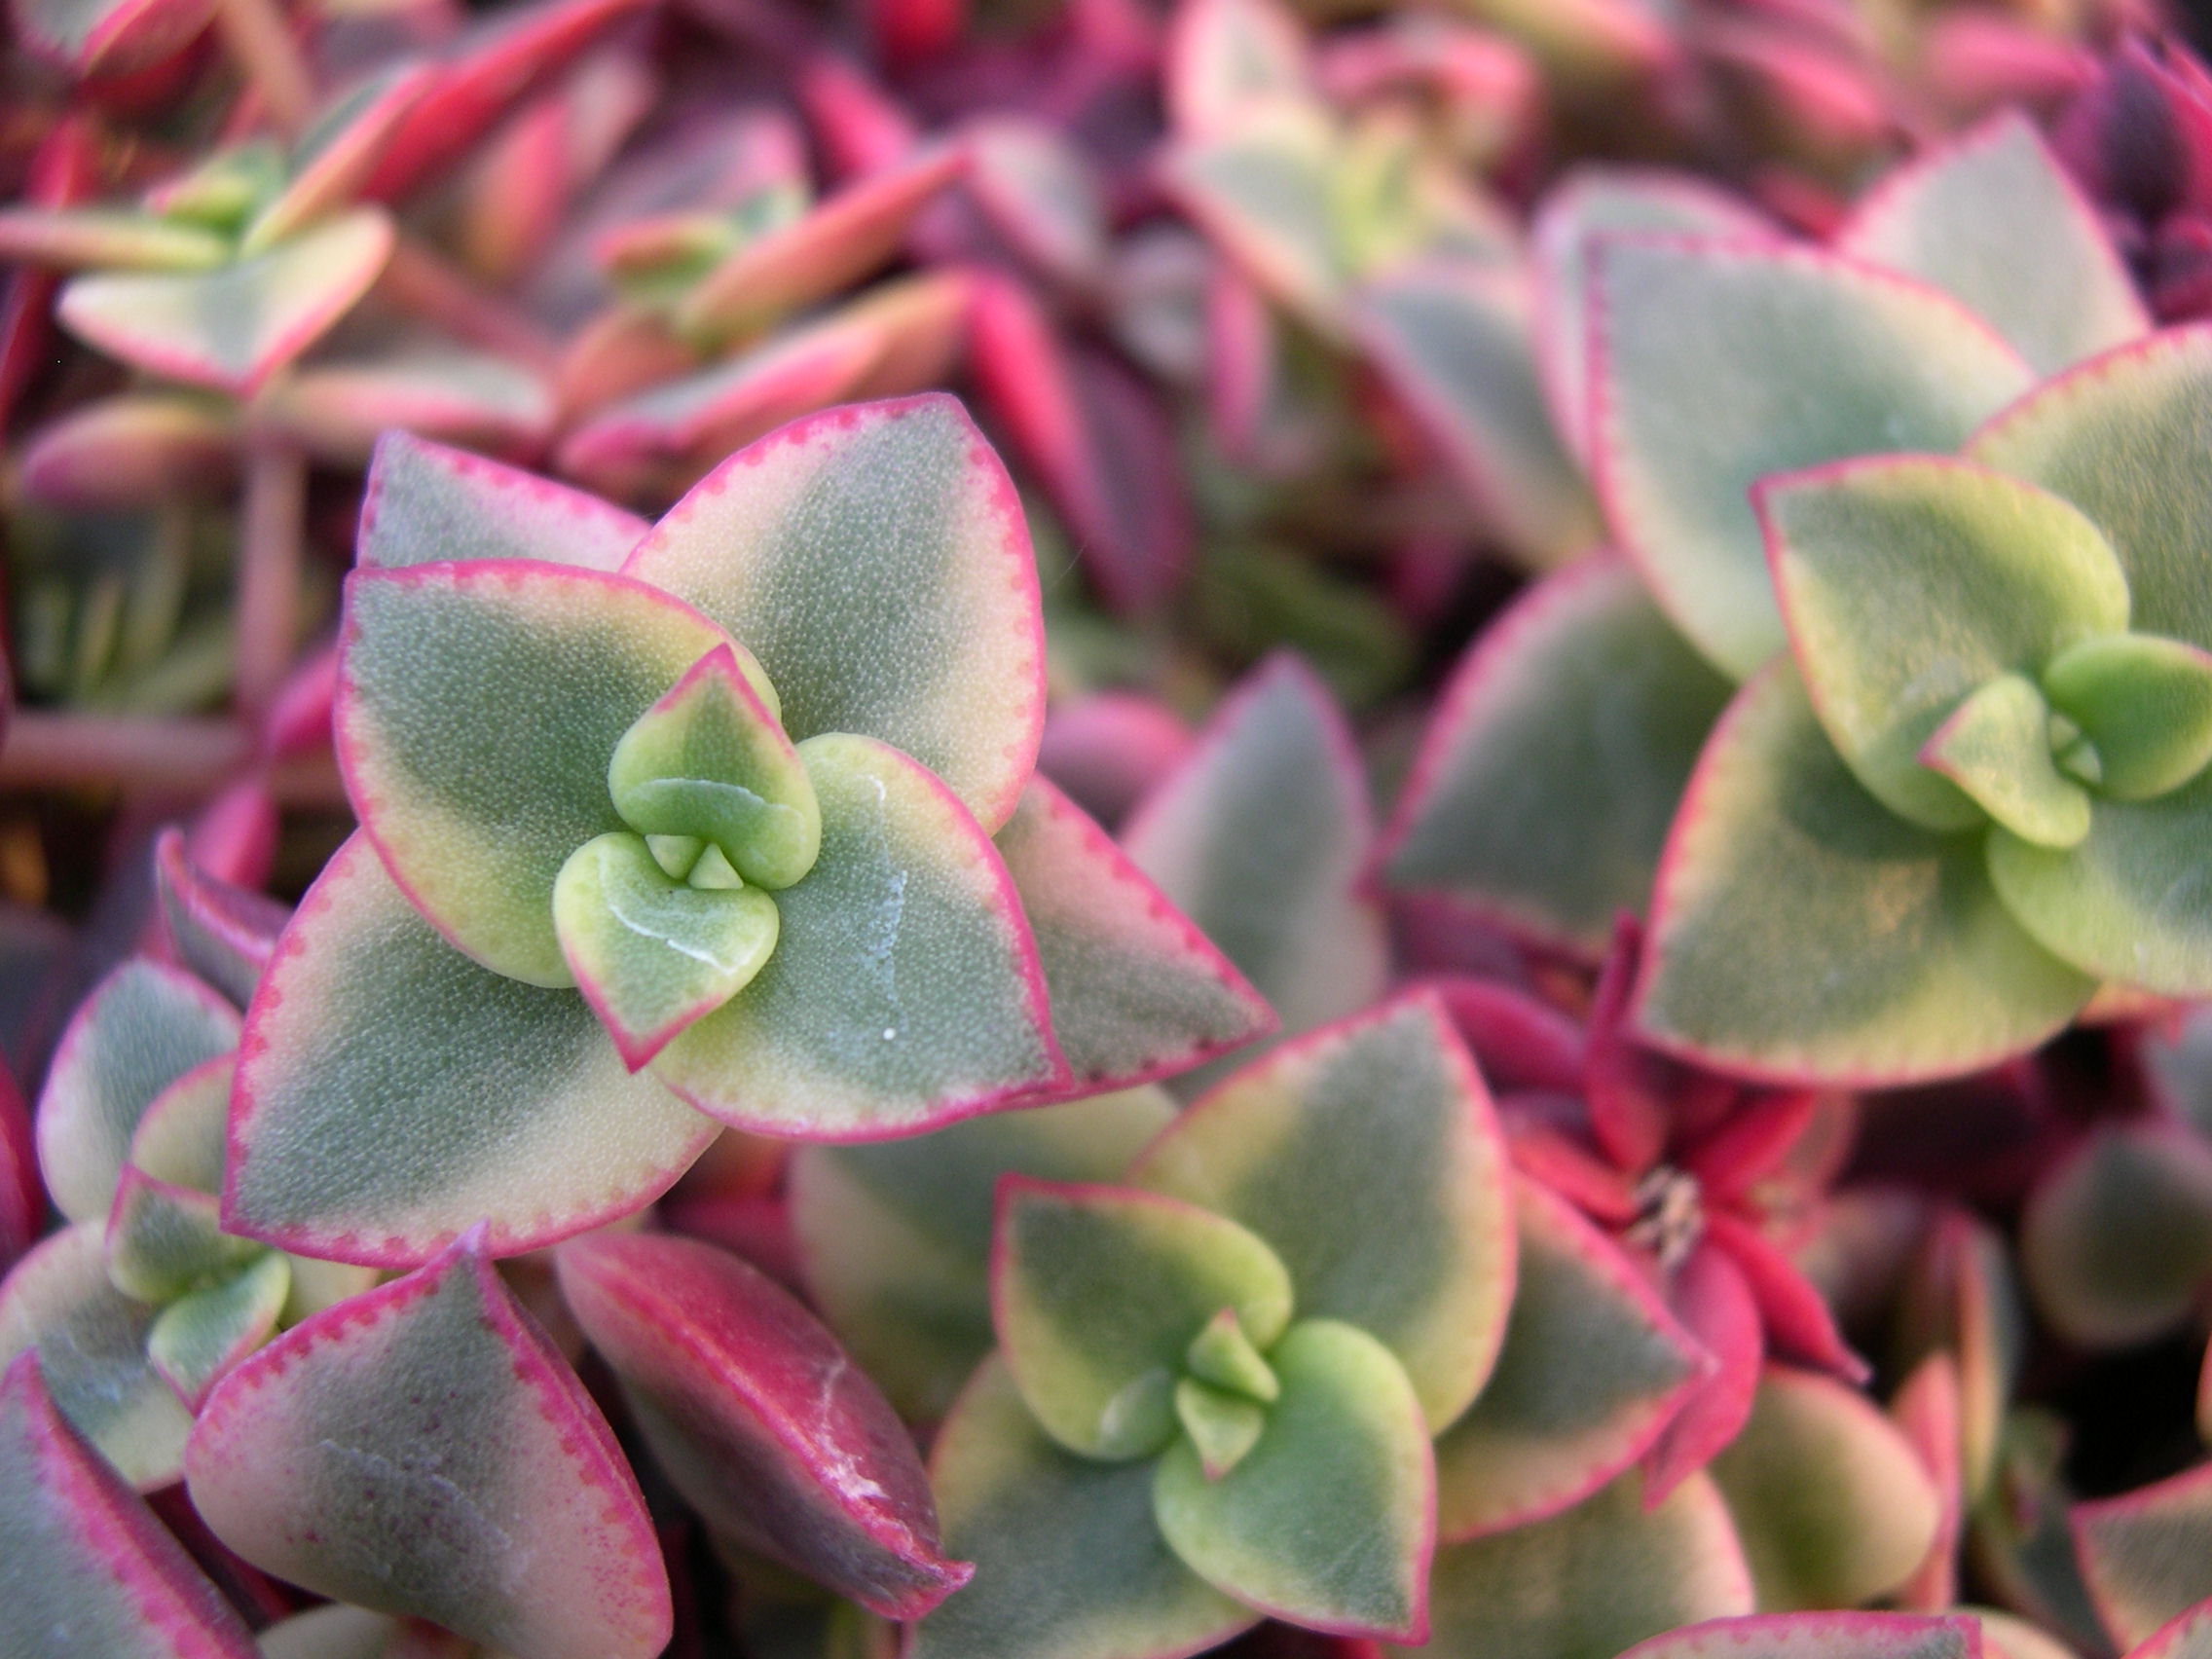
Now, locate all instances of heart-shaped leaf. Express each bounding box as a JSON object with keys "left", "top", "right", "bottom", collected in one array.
[
  {"left": 336, "top": 558, "right": 732, "bottom": 986},
  {"left": 1152, "top": 1318, "right": 1433, "bottom": 1641},
  {"left": 2074, "top": 1462, "right": 2212, "bottom": 1649},
  {"left": 648, "top": 732, "right": 1066, "bottom": 1135},
  {"left": 1986, "top": 769, "right": 2212, "bottom": 997},
  {"left": 359, "top": 431, "right": 647, "bottom": 573},
  {"left": 58, "top": 210, "right": 395, "bottom": 396},
  {"left": 1433, "top": 1176, "right": 1707, "bottom": 1539},
  {"left": 556, "top": 1232, "right": 969, "bottom": 1617},
  {"left": 1133, "top": 991, "right": 1514, "bottom": 1431},
  {"left": 225, "top": 832, "right": 715, "bottom": 1266},
  {"left": 0, "top": 1224, "right": 189, "bottom": 1488},
  {"left": 1530, "top": 167, "right": 1772, "bottom": 467},
  {"left": 608, "top": 643, "right": 821, "bottom": 889},
  {"left": 1969, "top": 330, "right": 2212, "bottom": 656},
  {"left": 105, "top": 1167, "right": 260, "bottom": 1303},
  {"left": 676, "top": 146, "right": 966, "bottom": 345},
  {"left": 623, "top": 394, "right": 1045, "bottom": 835},
  {"left": 1419, "top": 1470, "right": 1753, "bottom": 1659},
  {"left": 909, "top": 1357, "right": 1257, "bottom": 1659},
  {"left": 1591, "top": 237, "right": 2035, "bottom": 678},
  {"left": 1353, "top": 259, "right": 1601, "bottom": 571},
  {"left": 1617, "top": 1613, "right": 1983, "bottom": 1659},
  {"left": 1707, "top": 1368, "right": 1943, "bottom": 1610},
  {"left": 1381, "top": 554, "right": 1733, "bottom": 958},
  {"left": 1123, "top": 654, "right": 1386, "bottom": 1076},
  {"left": 553, "top": 832, "right": 781, "bottom": 1068},
  {"left": 1833, "top": 113, "right": 2148, "bottom": 376},
  {"left": 145, "top": 1250, "right": 289, "bottom": 1409},
  {"left": 1634, "top": 665, "right": 2093, "bottom": 1085},
  {"left": 124, "top": 1054, "right": 231, "bottom": 1195},
  {"left": 2042, "top": 634, "right": 2212, "bottom": 802},
  {"left": 154, "top": 829, "right": 288, "bottom": 1010},
  {"left": 1759, "top": 456, "right": 2129, "bottom": 830},
  {"left": 36, "top": 957, "right": 240, "bottom": 1225},
  {"left": 993, "top": 1177, "right": 1294, "bottom": 1459},
  {"left": 1921, "top": 676, "right": 2091, "bottom": 849},
  {"left": 185, "top": 1233, "right": 671, "bottom": 1659},
  {"left": 790, "top": 1088, "right": 1174, "bottom": 1419},
  {"left": 2021, "top": 1122, "right": 2212, "bottom": 1348},
  {"left": 0, "top": 1354, "right": 258, "bottom": 1659},
  {"left": 992, "top": 778, "right": 1273, "bottom": 1097}
]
